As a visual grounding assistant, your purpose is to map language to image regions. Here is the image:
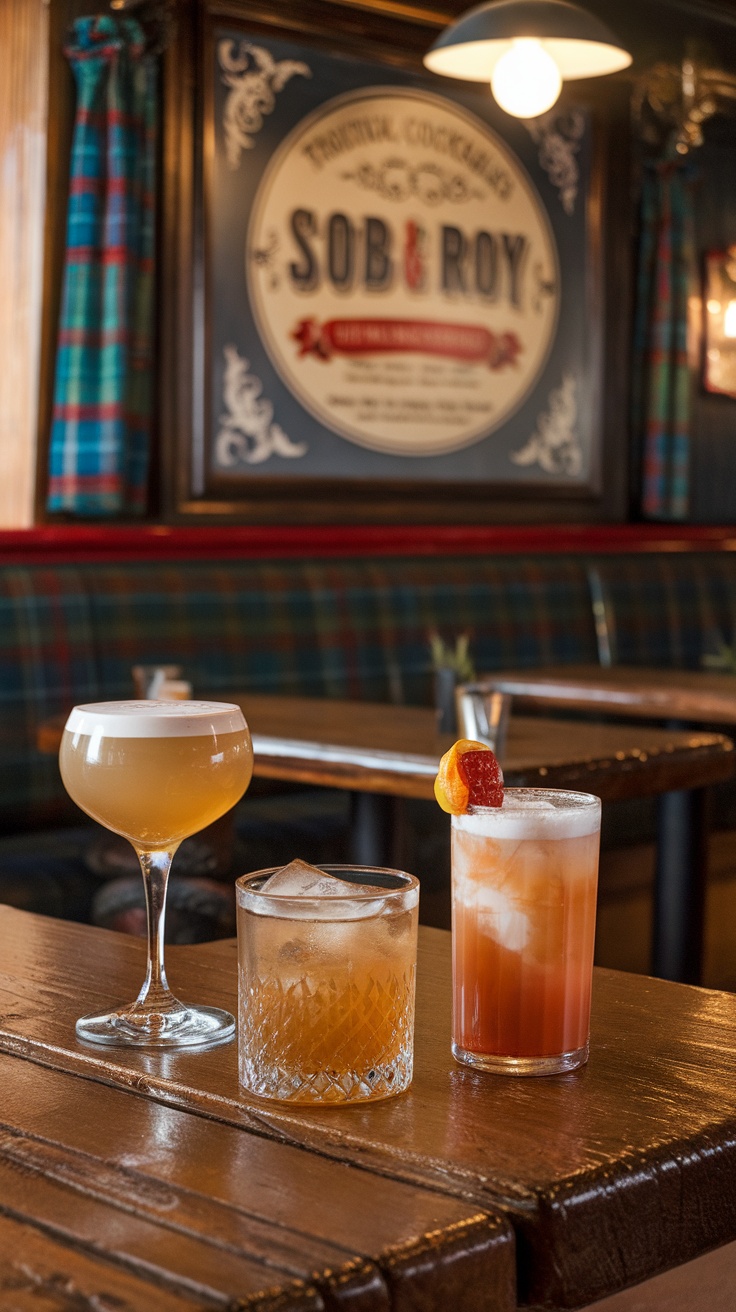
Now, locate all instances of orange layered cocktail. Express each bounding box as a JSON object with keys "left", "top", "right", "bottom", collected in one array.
[
  {"left": 434, "top": 739, "right": 601, "bottom": 1075},
  {"left": 452, "top": 790, "right": 601, "bottom": 1074}
]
